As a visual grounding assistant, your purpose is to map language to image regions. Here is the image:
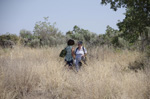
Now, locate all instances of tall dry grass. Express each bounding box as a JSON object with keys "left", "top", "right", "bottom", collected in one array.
[{"left": 0, "top": 46, "right": 150, "bottom": 99}]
